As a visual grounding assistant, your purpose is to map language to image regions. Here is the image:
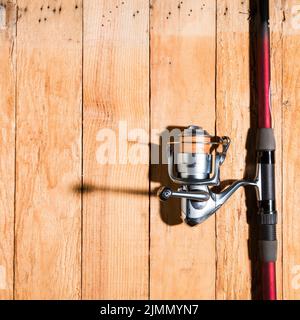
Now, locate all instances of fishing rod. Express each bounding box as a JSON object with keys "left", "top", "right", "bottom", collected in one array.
[
  {"left": 256, "top": 0, "right": 277, "bottom": 300},
  {"left": 157, "top": 0, "right": 277, "bottom": 300}
]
